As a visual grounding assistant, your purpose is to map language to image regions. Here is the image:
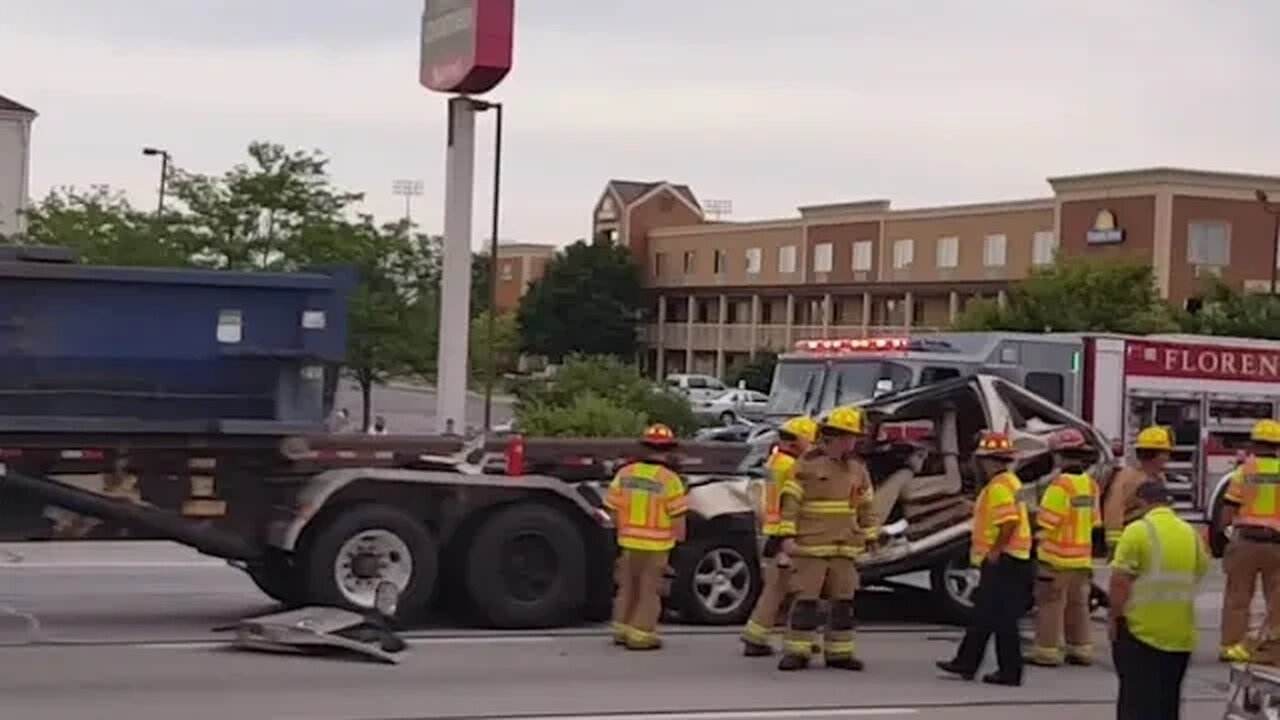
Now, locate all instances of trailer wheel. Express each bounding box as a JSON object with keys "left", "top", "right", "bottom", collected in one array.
[
  {"left": 463, "top": 503, "right": 587, "bottom": 629},
  {"left": 671, "top": 534, "right": 761, "bottom": 625},
  {"left": 303, "top": 504, "right": 438, "bottom": 619},
  {"left": 246, "top": 550, "right": 303, "bottom": 605}
]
